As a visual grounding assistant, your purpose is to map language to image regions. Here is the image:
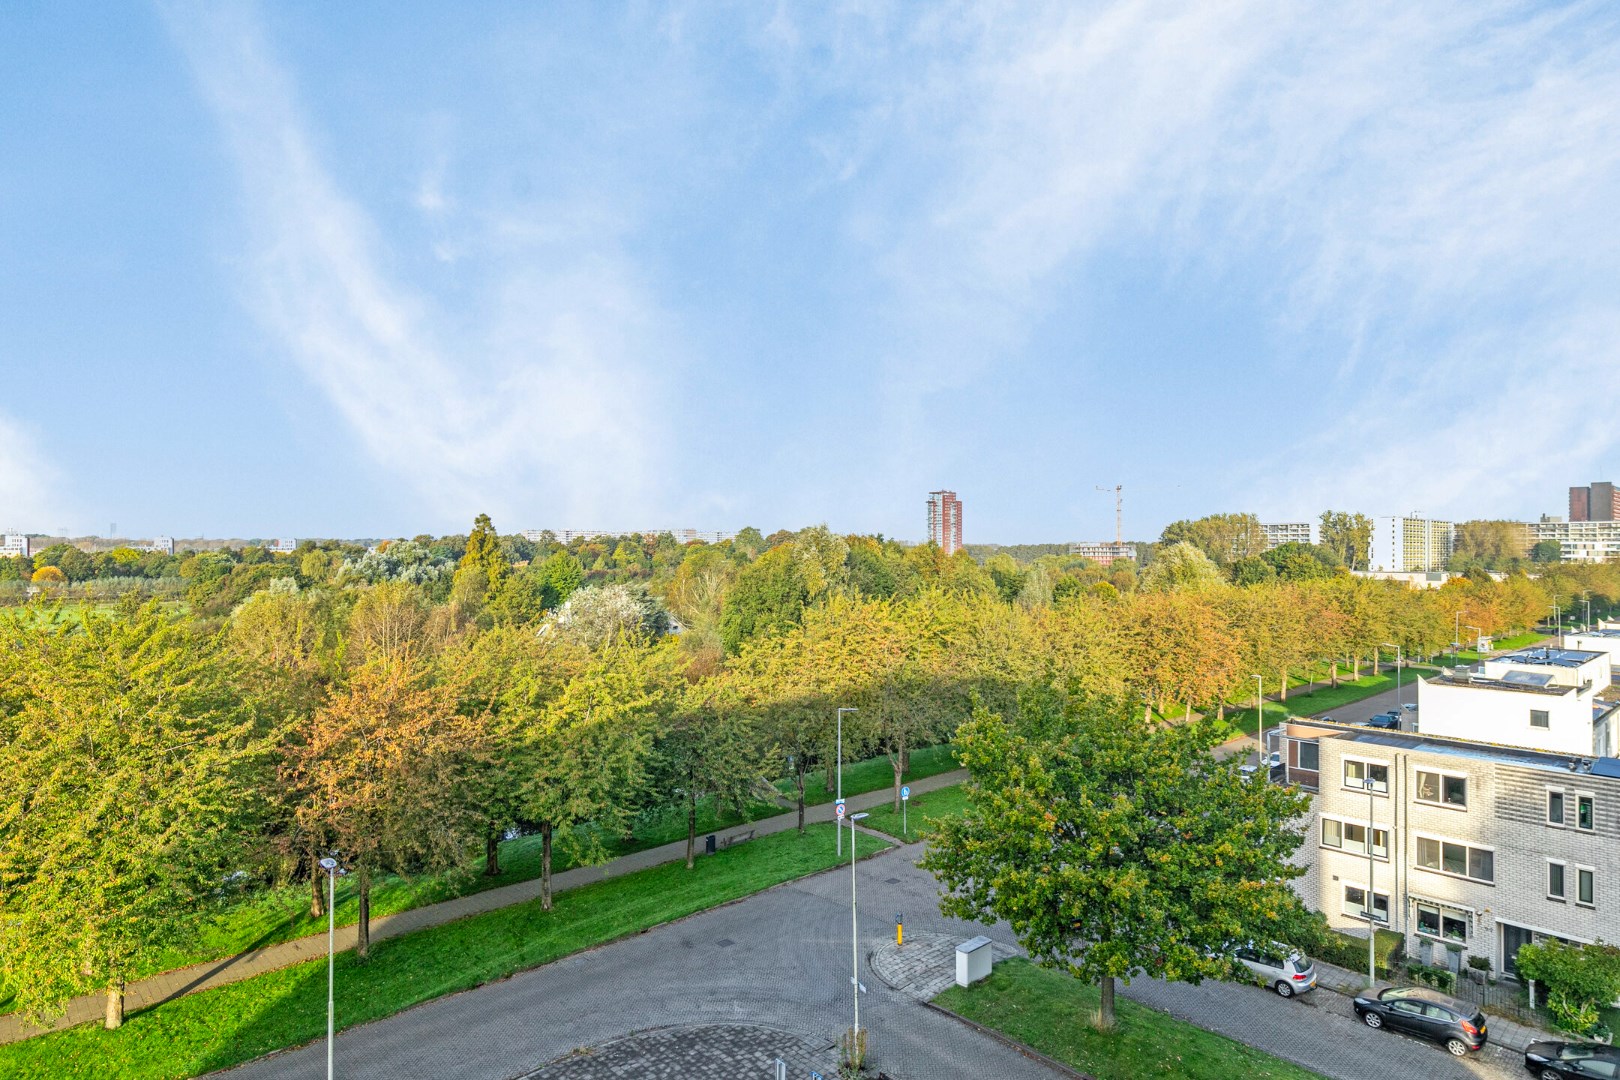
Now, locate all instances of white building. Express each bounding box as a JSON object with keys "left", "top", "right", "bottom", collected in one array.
[
  {"left": 269, "top": 538, "right": 298, "bottom": 554},
  {"left": 1260, "top": 521, "right": 1320, "bottom": 549},
  {"left": 1527, "top": 519, "right": 1620, "bottom": 563},
  {"left": 145, "top": 536, "right": 175, "bottom": 555},
  {"left": 1, "top": 534, "right": 27, "bottom": 558},
  {"left": 1068, "top": 541, "right": 1135, "bottom": 566},
  {"left": 1415, "top": 647, "right": 1616, "bottom": 758},
  {"left": 1564, "top": 629, "right": 1620, "bottom": 666},
  {"left": 1369, "top": 516, "right": 1454, "bottom": 573}
]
